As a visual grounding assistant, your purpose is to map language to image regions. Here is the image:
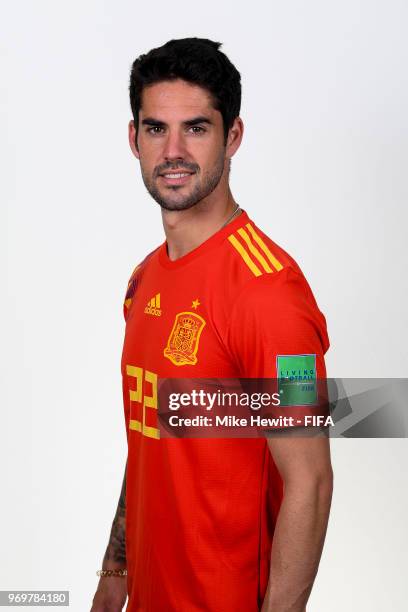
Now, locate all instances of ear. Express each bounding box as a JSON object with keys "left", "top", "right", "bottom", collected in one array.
[
  {"left": 226, "top": 116, "right": 244, "bottom": 158},
  {"left": 128, "top": 120, "right": 140, "bottom": 159}
]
